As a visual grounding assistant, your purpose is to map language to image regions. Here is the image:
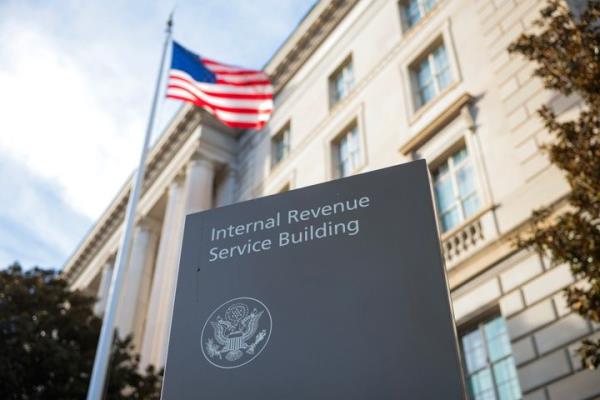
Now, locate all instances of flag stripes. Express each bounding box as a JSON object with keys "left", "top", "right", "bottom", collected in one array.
[{"left": 166, "top": 41, "right": 273, "bottom": 130}]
